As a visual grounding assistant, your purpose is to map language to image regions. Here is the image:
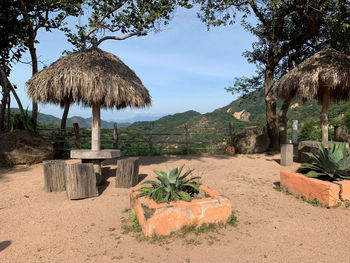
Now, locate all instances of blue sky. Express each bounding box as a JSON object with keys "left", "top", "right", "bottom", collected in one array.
[{"left": 9, "top": 7, "right": 257, "bottom": 122}]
